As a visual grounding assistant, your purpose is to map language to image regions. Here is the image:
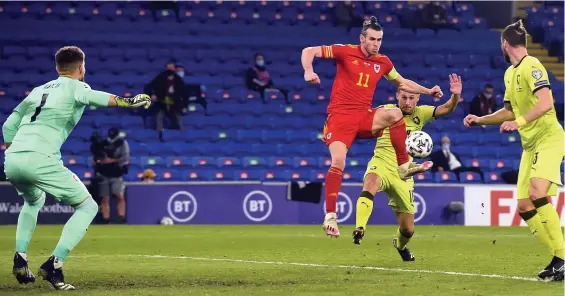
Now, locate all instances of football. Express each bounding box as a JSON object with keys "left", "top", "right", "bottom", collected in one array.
[
  {"left": 405, "top": 131, "right": 433, "bottom": 158},
  {"left": 160, "top": 217, "right": 174, "bottom": 225}
]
